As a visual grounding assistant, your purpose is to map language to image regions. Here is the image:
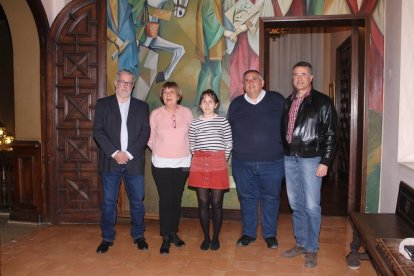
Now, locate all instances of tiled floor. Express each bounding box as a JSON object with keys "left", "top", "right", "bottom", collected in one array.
[{"left": 1, "top": 214, "right": 376, "bottom": 275}]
